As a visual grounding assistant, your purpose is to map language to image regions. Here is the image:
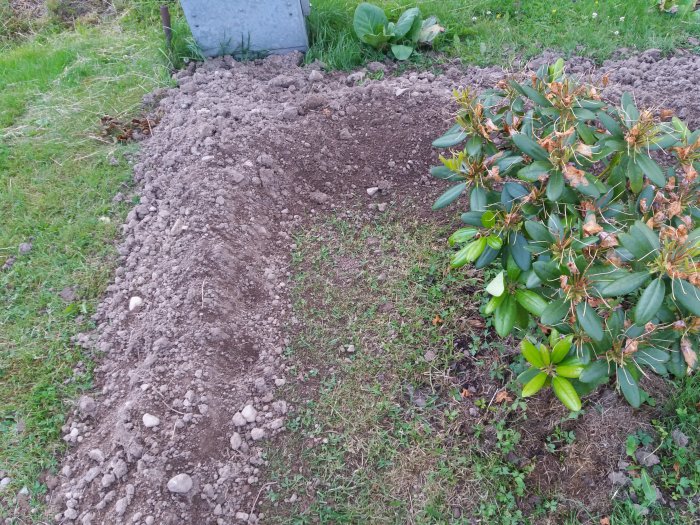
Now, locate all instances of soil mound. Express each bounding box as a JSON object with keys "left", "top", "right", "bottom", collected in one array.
[{"left": 46, "top": 50, "right": 700, "bottom": 524}]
